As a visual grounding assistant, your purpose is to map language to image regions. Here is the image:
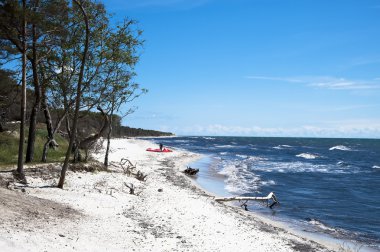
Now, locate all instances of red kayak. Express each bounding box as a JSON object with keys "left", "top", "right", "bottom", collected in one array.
[{"left": 146, "top": 148, "right": 173, "bottom": 153}]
